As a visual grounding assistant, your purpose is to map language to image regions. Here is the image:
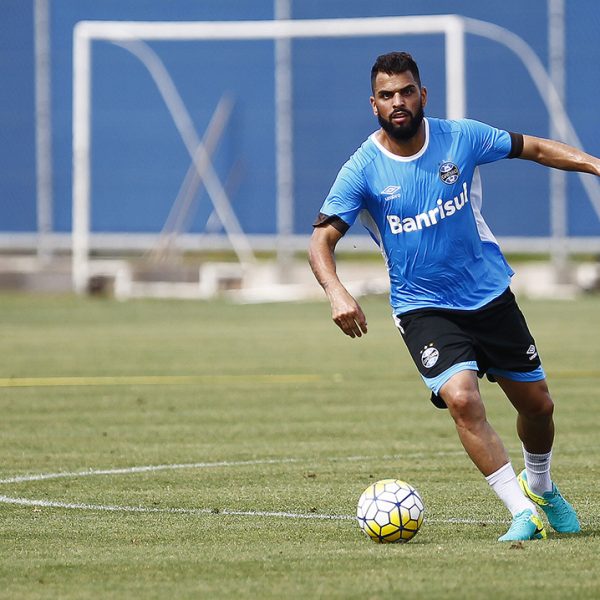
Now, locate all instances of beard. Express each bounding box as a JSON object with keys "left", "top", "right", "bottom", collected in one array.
[{"left": 378, "top": 103, "right": 425, "bottom": 141}]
